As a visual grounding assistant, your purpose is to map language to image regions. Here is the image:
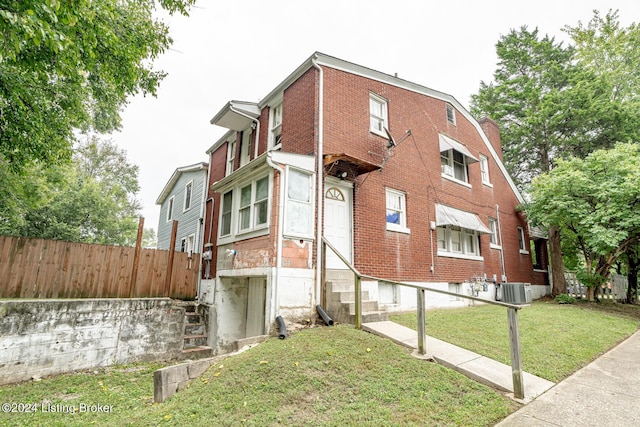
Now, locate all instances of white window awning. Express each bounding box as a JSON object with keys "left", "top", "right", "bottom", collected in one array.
[
  {"left": 439, "top": 134, "right": 479, "bottom": 163},
  {"left": 436, "top": 204, "right": 491, "bottom": 234}
]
